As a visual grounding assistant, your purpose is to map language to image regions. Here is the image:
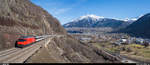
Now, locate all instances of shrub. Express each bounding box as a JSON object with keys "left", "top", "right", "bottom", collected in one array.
[
  {"left": 143, "top": 42, "right": 149, "bottom": 48},
  {"left": 127, "top": 47, "right": 132, "bottom": 52},
  {"left": 120, "top": 46, "right": 126, "bottom": 51},
  {"left": 134, "top": 51, "right": 138, "bottom": 55}
]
